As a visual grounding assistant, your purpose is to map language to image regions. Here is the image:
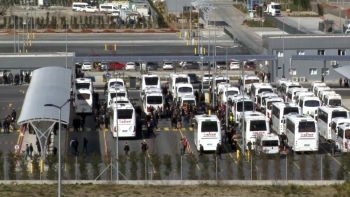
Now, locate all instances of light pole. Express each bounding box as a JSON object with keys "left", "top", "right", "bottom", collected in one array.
[
  {"left": 211, "top": 19, "right": 216, "bottom": 107},
  {"left": 13, "top": 15, "right": 16, "bottom": 53},
  {"left": 44, "top": 98, "right": 73, "bottom": 197},
  {"left": 26, "top": 12, "right": 28, "bottom": 49},
  {"left": 66, "top": 19, "right": 68, "bottom": 69},
  {"left": 114, "top": 86, "right": 119, "bottom": 182},
  {"left": 282, "top": 17, "right": 285, "bottom": 78}
]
